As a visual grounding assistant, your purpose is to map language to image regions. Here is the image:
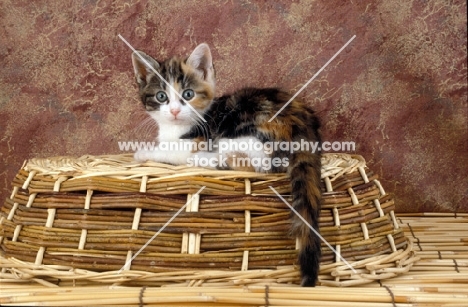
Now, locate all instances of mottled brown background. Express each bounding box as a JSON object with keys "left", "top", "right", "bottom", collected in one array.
[{"left": 0, "top": 0, "right": 466, "bottom": 213}]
